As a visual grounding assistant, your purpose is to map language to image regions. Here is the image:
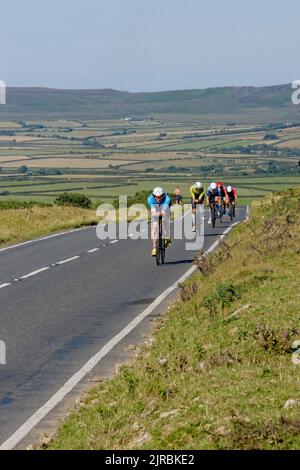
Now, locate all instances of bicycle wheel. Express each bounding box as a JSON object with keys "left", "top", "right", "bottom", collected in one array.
[
  {"left": 156, "top": 243, "right": 160, "bottom": 265},
  {"left": 156, "top": 215, "right": 163, "bottom": 266},
  {"left": 211, "top": 205, "right": 216, "bottom": 228},
  {"left": 219, "top": 205, "right": 223, "bottom": 223},
  {"left": 229, "top": 203, "right": 233, "bottom": 222},
  {"left": 161, "top": 242, "right": 166, "bottom": 264}
]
